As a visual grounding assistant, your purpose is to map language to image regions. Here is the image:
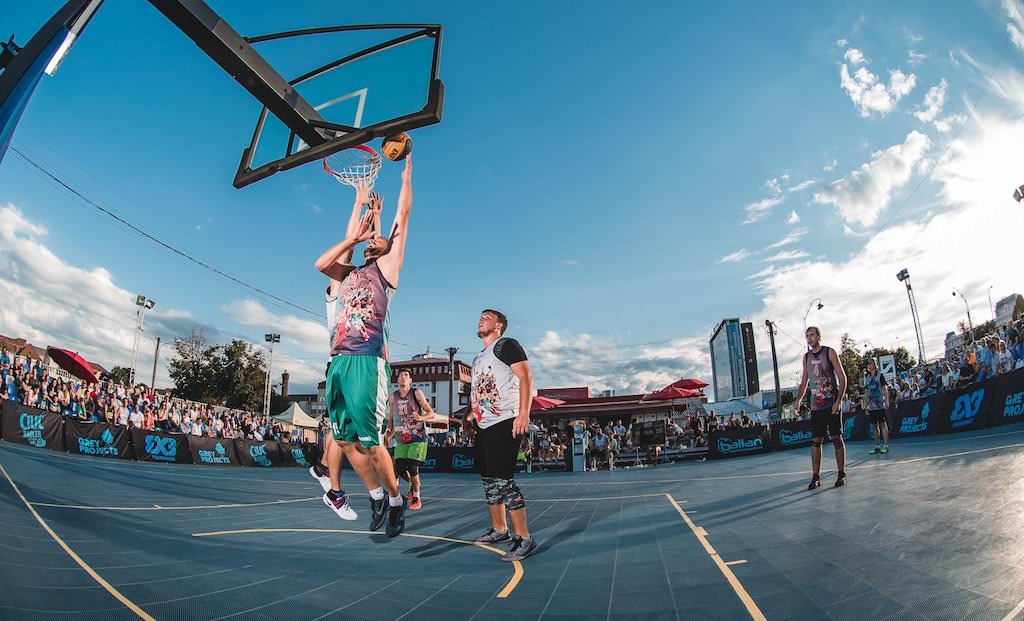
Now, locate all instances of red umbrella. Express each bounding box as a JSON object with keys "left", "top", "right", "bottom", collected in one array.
[
  {"left": 641, "top": 386, "right": 702, "bottom": 401},
  {"left": 46, "top": 347, "right": 99, "bottom": 384},
  {"left": 530, "top": 396, "right": 565, "bottom": 412},
  {"left": 668, "top": 378, "right": 709, "bottom": 390}
]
